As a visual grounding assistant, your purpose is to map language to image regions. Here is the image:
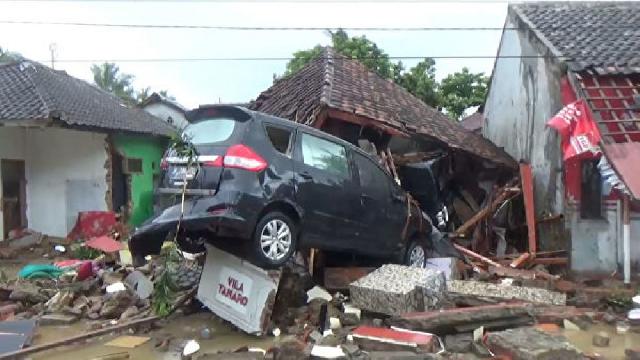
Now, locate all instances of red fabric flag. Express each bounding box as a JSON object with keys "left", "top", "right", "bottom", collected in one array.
[{"left": 547, "top": 100, "right": 601, "bottom": 160}]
